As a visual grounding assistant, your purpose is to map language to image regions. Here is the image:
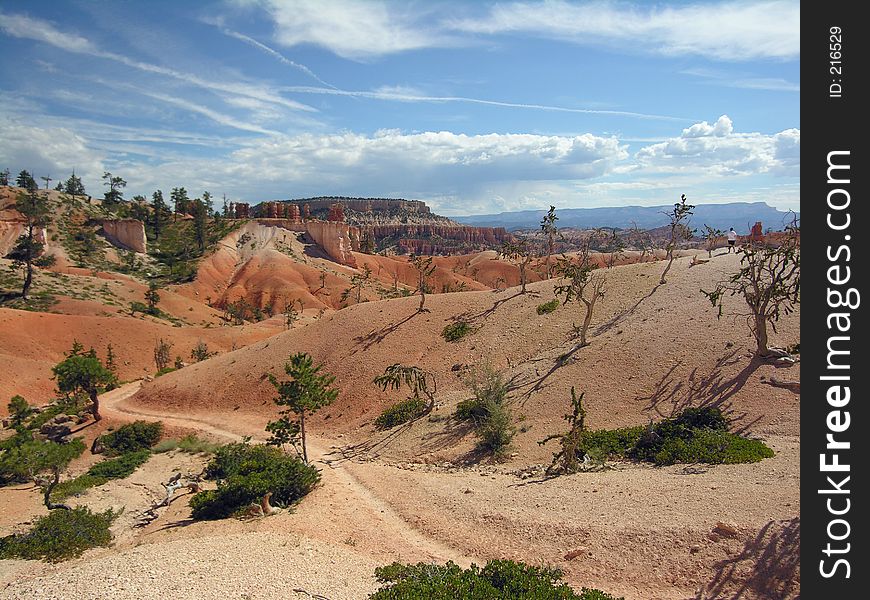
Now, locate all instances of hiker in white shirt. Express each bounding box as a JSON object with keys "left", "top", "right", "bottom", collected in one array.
[{"left": 727, "top": 227, "right": 738, "bottom": 253}]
